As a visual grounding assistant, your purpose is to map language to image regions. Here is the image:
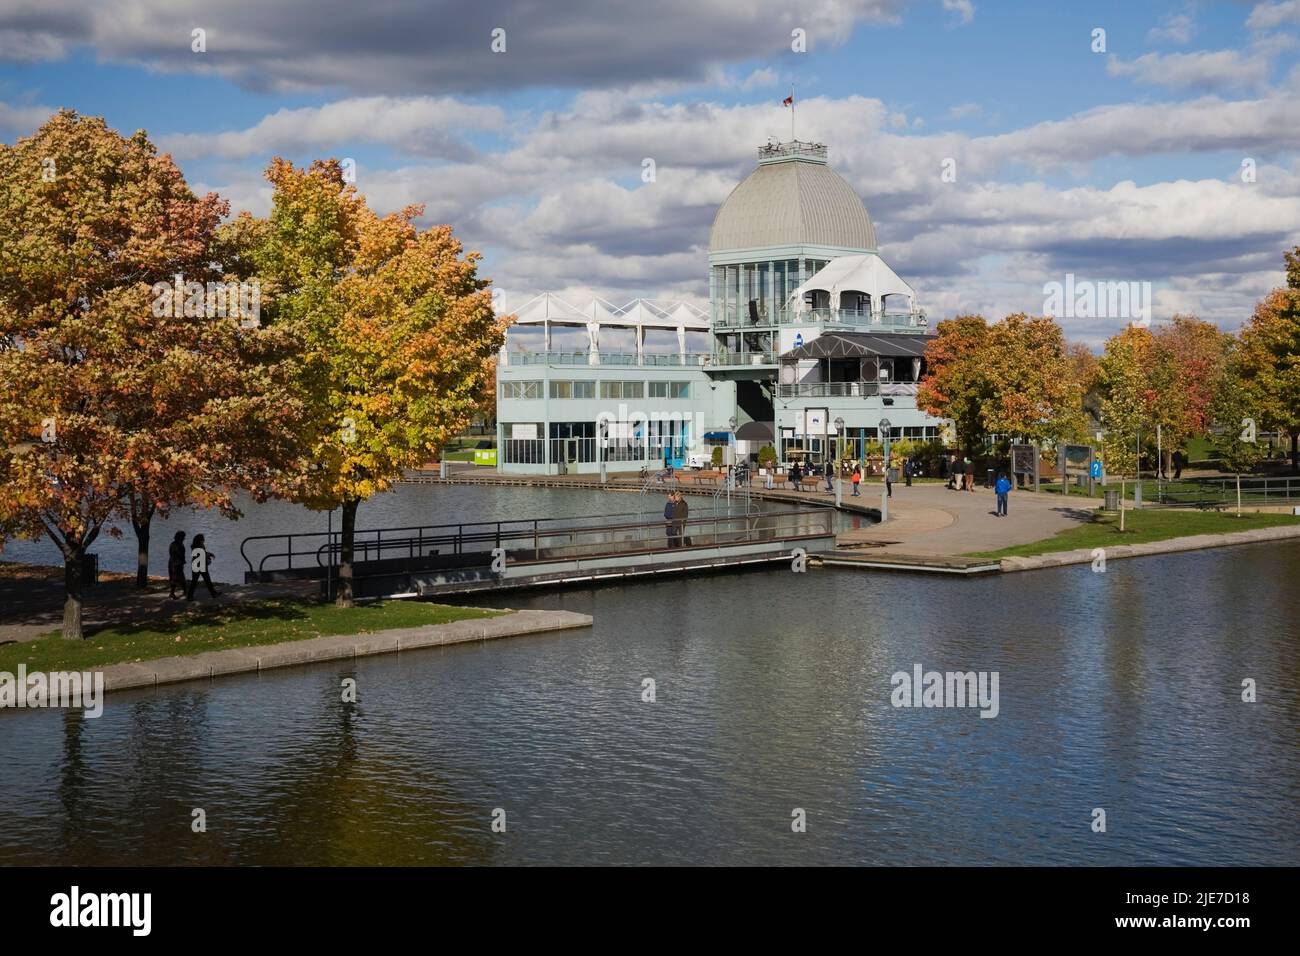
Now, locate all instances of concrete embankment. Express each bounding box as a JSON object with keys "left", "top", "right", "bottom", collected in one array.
[
  {"left": 999, "top": 523, "right": 1300, "bottom": 572},
  {"left": 97, "top": 608, "right": 593, "bottom": 695}
]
